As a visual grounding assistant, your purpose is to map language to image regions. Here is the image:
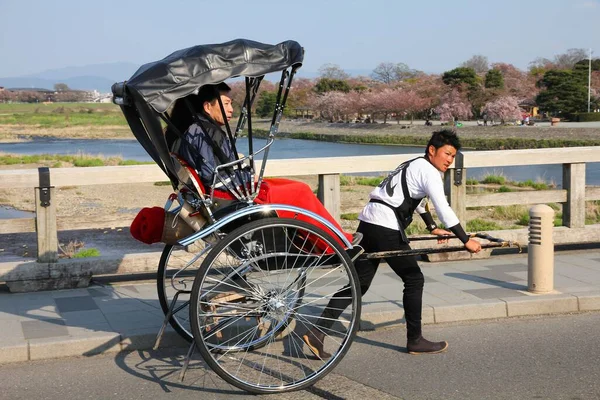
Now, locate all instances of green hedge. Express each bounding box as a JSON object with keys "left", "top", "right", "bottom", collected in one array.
[
  {"left": 571, "top": 112, "right": 600, "bottom": 122},
  {"left": 253, "top": 129, "right": 600, "bottom": 150}
]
